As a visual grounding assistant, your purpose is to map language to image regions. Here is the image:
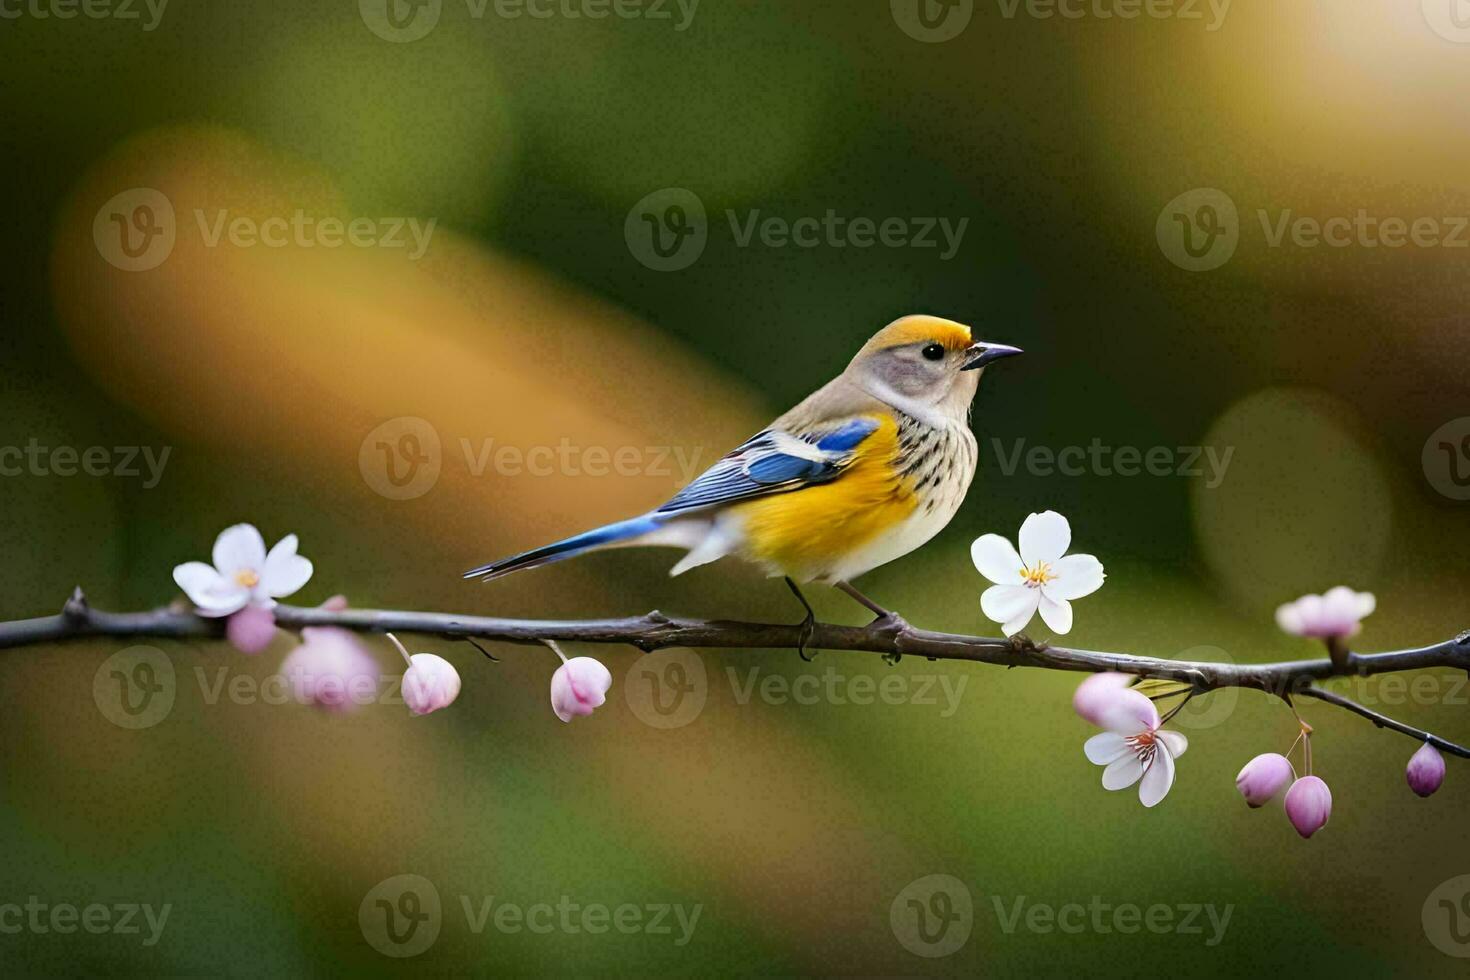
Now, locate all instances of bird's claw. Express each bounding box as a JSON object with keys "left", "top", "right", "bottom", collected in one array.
[{"left": 796, "top": 612, "right": 818, "bottom": 661}]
